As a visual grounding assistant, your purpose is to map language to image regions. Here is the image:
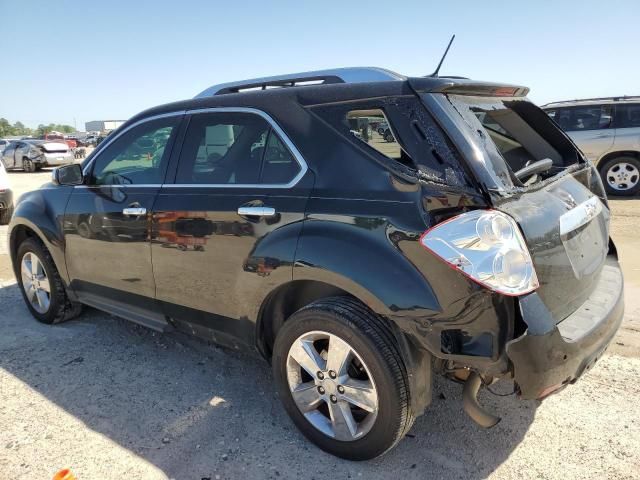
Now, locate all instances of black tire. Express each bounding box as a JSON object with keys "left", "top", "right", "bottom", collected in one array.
[
  {"left": 0, "top": 206, "right": 12, "bottom": 225},
  {"left": 272, "top": 296, "right": 414, "bottom": 460},
  {"left": 599, "top": 156, "right": 640, "bottom": 196},
  {"left": 22, "top": 157, "right": 36, "bottom": 173},
  {"left": 16, "top": 237, "right": 82, "bottom": 324}
]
